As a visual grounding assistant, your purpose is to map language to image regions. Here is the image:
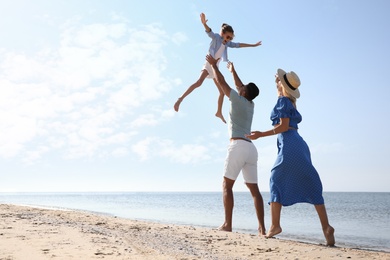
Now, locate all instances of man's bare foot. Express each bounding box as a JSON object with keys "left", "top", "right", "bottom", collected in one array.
[
  {"left": 258, "top": 228, "right": 266, "bottom": 236},
  {"left": 215, "top": 112, "right": 226, "bottom": 123},
  {"left": 265, "top": 226, "right": 282, "bottom": 238},
  {"left": 324, "top": 225, "right": 335, "bottom": 246},
  {"left": 217, "top": 224, "right": 232, "bottom": 232},
  {"left": 174, "top": 98, "right": 183, "bottom": 112}
]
